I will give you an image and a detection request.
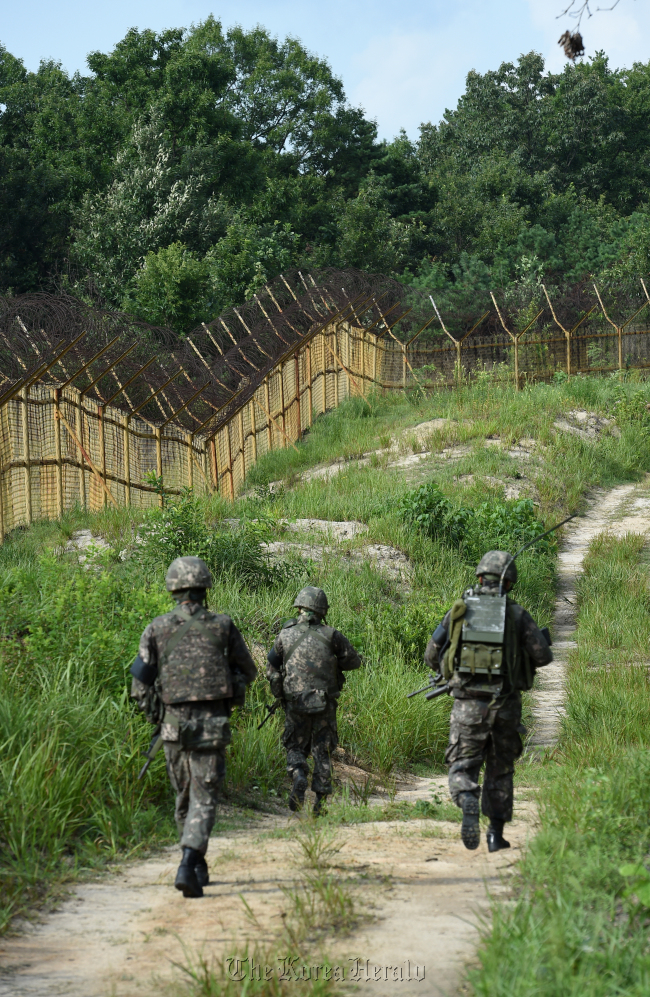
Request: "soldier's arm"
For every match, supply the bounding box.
[423,610,451,671]
[266,634,284,699]
[130,624,159,715]
[331,630,362,671]
[519,610,554,667]
[228,621,257,684]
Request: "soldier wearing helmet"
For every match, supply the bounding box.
[130,556,256,898]
[267,586,361,815]
[424,550,552,852]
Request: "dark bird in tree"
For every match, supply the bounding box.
[558,30,586,60]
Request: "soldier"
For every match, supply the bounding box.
[424,551,552,852]
[130,556,256,898]
[267,587,361,815]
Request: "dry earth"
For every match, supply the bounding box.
[4,423,650,997]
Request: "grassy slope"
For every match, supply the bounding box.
[2,374,650,936]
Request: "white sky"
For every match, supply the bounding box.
[2,0,649,140]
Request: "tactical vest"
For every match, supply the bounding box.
[442,591,535,692]
[157,606,232,705]
[281,620,339,712]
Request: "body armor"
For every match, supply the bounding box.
[281,619,339,712]
[156,606,233,705]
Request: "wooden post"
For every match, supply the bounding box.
[124,416,131,507]
[187,434,194,490]
[21,387,32,525]
[306,344,313,426]
[155,426,163,508]
[402,346,407,392]
[278,363,286,447]
[210,437,218,492]
[226,426,235,500]
[514,339,520,390]
[360,331,366,394]
[75,395,86,510]
[54,388,63,517]
[372,333,379,388]
[617,325,623,373]
[238,409,245,477]
[294,352,301,438]
[249,399,257,463]
[264,379,273,451]
[98,405,106,509]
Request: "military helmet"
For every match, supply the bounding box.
[475,550,517,585]
[165,556,213,592]
[293,586,329,616]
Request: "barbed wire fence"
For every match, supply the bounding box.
[0,271,648,536]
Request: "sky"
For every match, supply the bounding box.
[2,0,650,140]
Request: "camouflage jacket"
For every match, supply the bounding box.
[131,600,256,736]
[424,584,552,699]
[267,614,361,710]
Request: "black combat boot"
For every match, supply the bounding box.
[486,819,510,853]
[174,847,204,898]
[313,792,328,817]
[459,792,480,850]
[289,768,308,812]
[195,854,210,888]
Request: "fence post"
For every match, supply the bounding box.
[155,426,163,508]
[306,344,313,426]
[54,388,63,517]
[21,387,32,525]
[124,416,131,506]
[226,426,235,500]
[187,434,193,490]
[75,394,86,510]
[278,365,286,447]
[98,405,107,509]
[264,379,273,451]
[210,437,218,492]
[238,409,245,477]
[294,352,301,438]
[249,398,258,464]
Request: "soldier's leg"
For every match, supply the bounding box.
[482,695,523,845]
[446,698,491,850]
[282,706,311,810]
[311,704,338,812]
[180,748,225,855]
[164,741,191,839]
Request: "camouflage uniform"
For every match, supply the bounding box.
[268,604,361,800]
[425,581,552,824]
[131,599,256,854]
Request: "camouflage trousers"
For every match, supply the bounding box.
[445,693,523,823]
[282,701,338,796]
[164,743,226,855]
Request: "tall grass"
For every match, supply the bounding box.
[471,532,650,996]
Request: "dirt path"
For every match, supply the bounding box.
[529,480,650,750]
[4,479,650,997]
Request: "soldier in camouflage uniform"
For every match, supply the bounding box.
[131,556,256,898]
[424,551,552,852]
[267,587,361,815]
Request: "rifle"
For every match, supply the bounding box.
[138,724,164,780]
[407,673,450,700]
[257,700,282,730]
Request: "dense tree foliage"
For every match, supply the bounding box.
[2,22,650,330]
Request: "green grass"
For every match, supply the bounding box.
[3,373,650,935]
[471,532,650,997]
